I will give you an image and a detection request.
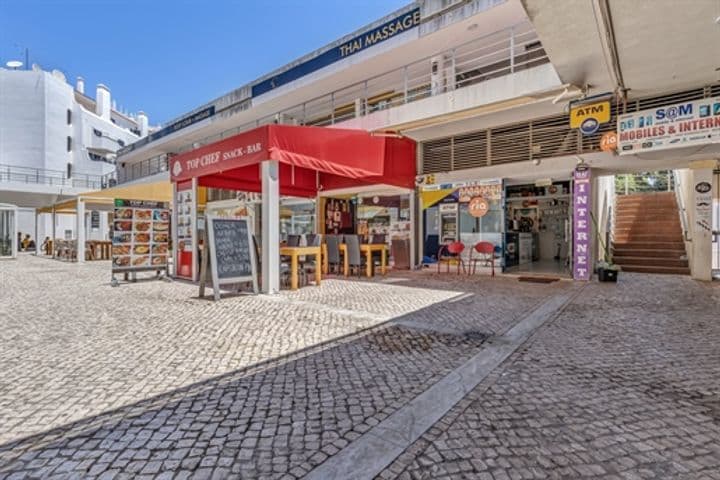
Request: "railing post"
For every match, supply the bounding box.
[445,48,457,90]
[667,171,672,191]
[364,81,369,114]
[624,175,629,195]
[330,92,335,125]
[403,66,408,104]
[509,26,515,74]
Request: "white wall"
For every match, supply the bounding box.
[0,69,140,178]
[0,70,46,170]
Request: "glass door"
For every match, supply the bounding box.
[0,207,17,258]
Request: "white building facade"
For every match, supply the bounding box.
[0,66,150,243]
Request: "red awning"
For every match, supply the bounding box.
[170,125,415,196]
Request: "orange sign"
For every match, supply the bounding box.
[468,197,489,218]
[600,131,618,152]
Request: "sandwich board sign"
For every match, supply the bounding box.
[199,215,258,300]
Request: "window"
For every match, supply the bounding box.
[66,109,72,125]
[66,136,72,152]
[66,162,72,178]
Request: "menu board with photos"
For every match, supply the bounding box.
[112,199,170,272]
[176,190,194,252]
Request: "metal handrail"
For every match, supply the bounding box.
[615,171,674,195]
[0,164,104,190]
[671,171,691,242]
[114,21,547,185]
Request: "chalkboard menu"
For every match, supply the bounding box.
[203,215,258,300]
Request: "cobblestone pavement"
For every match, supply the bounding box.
[0,255,562,478]
[379,274,720,480]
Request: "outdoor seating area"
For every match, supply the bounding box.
[253,232,390,291]
[48,239,113,261]
[436,240,502,276]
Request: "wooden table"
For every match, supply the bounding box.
[279,245,322,290]
[338,243,387,277]
[88,240,112,260]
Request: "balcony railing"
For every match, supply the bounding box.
[0,164,105,190]
[107,155,169,185]
[115,21,547,185]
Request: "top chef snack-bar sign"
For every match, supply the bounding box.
[112,199,170,272]
[617,97,720,155]
[170,128,267,182]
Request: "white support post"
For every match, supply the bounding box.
[409,191,417,268]
[34,209,40,255]
[51,207,56,259]
[689,163,715,281]
[261,160,280,294]
[76,198,85,263]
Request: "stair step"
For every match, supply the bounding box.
[617,200,677,207]
[616,205,678,212]
[615,219,680,227]
[612,241,686,249]
[618,264,691,275]
[612,248,686,258]
[614,256,688,267]
[614,236,685,244]
[613,229,682,239]
[617,192,675,200]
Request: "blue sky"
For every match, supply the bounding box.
[0,0,408,125]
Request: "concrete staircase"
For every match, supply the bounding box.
[612,192,690,275]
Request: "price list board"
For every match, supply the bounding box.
[112,199,170,277]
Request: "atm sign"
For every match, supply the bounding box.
[570,101,611,129]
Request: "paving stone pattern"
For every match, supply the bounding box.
[0,256,559,478]
[379,274,720,480]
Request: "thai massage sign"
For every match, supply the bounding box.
[573,166,592,281]
[170,128,268,182]
[617,97,720,155]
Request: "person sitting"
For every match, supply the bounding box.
[21,234,32,251]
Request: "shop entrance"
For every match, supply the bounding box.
[504,180,572,276]
[0,203,18,258]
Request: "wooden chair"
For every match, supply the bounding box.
[437,241,465,274]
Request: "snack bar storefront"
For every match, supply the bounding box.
[169,124,416,293]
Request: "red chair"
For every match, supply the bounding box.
[437,241,466,274]
[469,241,497,277]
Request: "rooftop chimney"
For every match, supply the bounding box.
[76,77,84,94]
[137,111,149,137]
[96,84,111,121]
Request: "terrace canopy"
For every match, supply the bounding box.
[37,181,172,260]
[169,124,416,293]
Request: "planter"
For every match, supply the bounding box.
[598,267,619,282]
